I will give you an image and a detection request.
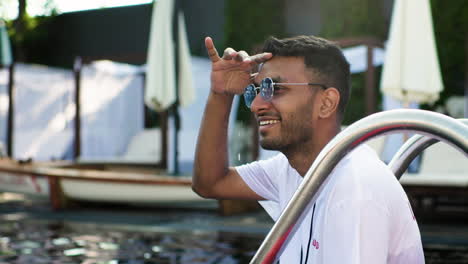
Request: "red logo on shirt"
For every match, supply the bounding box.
[312,239,319,249]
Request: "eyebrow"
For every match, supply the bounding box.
[271,76,285,83]
[252,76,286,86]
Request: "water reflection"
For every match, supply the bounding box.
[0,219,263,264]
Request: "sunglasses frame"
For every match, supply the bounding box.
[243,77,327,108]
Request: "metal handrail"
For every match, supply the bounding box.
[388,119,468,179]
[250,109,468,264]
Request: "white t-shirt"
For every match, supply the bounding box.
[236,145,425,264]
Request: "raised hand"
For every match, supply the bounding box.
[205,37,272,95]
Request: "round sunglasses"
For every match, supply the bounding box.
[243,77,327,108]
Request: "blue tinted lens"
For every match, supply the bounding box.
[243,84,257,108]
[261,78,274,101]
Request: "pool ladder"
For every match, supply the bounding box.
[250,109,468,264]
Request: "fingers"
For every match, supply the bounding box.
[223,49,251,63]
[250,52,273,64]
[235,50,251,62]
[207,35,273,65]
[233,51,272,64]
[222,48,236,60]
[205,37,220,62]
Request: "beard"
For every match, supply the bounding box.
[259,112,314,153]
[257,89,318,154]
[259,136,284,150]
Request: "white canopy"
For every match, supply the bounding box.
[380,0,443,104]
[145,0,194,112]
[0,62,144,161]
[343,45,385,74]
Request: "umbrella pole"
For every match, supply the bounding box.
[465,33,468,118]
[172,0,181,175]
[365,44,376,115]
[73,57,82,160]
[6,63,14,157]
[173,105,180,175]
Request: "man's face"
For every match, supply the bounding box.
[251,56,322,152]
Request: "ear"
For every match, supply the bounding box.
[318,88,340,119]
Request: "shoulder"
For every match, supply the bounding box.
[338,144,394,180]
[326,144,404,205]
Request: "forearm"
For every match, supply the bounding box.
[192,91,234,197]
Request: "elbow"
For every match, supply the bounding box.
[192,184,210,198]
[191,183,216,199]
[191,174,216,199]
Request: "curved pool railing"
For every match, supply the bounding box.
[388,119,468,179]
[250,109,468,264]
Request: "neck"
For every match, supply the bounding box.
[283,124,341,177]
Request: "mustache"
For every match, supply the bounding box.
[256,112,281,119]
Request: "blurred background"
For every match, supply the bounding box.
[1,0,467,160]
[1,0,466,166]
[0,1,467,263]
[0,0,466,123]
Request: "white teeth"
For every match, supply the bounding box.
[259,120,280,126]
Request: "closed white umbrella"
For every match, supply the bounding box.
[380,0,443,104]
[0,20,13,67]
[145,0,176,112]
[145,0,195,174]
[379,0,443,170]
[176,11,195,107]
[145,1,194,111]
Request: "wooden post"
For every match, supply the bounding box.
[365,45,377,115]
[160,111,168,169]
[73,57,82,160]
[47,176,66,210]
[465,34,468,118]
[6,63,14,157]
[48,176,75,210]
[334,37,384,115]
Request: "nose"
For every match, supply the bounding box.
[250,93,271,114]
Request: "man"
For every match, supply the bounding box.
[193,35,424,263]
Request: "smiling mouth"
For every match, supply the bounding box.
[259,120,280,126]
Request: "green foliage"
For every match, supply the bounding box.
[224,0,286,123]
[343,73,367,124]
[6,14,57,63]
[4,0,58,63]
[225,0,286,53]
[319,0,386,40]
[342,70,383,125]
[23,16,58,64]
[429,0,468,108]
[320,0,386,124]
[320,0,468,120]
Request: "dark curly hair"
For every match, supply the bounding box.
[262,35,351,121]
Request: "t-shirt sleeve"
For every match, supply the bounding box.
[235,155,282,202]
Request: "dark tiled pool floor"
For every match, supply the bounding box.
[2,193,468,263]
